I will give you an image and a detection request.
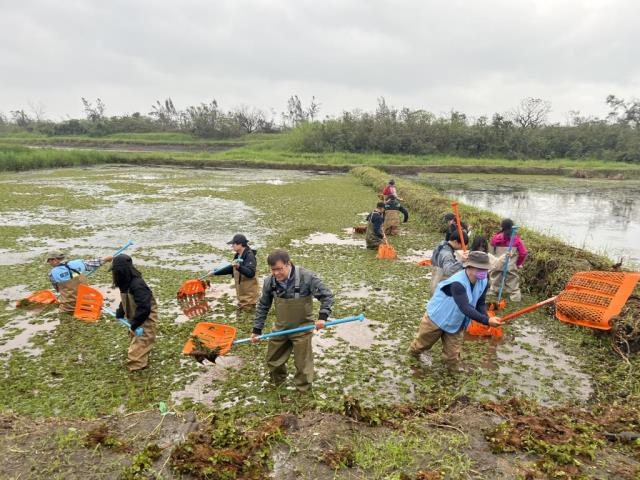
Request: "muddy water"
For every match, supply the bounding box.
[171,356,245,405]
[291,232,365,248]
[0,166,322,268]
[0,311,59,356]
[469,321,593,405]
[421,174,640,267]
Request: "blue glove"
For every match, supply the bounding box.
[117,318,143,337]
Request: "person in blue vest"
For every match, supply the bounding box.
[408,251,503,373]
[47,252,113,313]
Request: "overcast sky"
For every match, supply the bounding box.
[1,0,638,123]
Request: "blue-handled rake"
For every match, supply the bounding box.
[495,225,519,309]
[183,313,366,363]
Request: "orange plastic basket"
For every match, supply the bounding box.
[182,323,237,357]
[17,289,58,307]
[73,284,104,322]
[555,271,640,330]
[177,279,206,298]
[377,242,397,260]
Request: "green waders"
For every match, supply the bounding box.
[57,274,87,314]
[122,292,159,371]
[365,218,383,250]
[265,271,315,392]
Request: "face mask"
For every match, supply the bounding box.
[475,269,488,280]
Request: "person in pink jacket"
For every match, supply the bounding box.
[488,218,527,302]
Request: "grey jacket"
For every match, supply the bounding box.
[432,241,464,279]
[253,265,334,334]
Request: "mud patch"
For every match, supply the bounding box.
[291,232,364,247]
[171,356,245,406]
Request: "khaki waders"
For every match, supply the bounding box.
[233,267,259,311]
[365,218,383,250]
[488,246,521,301]
[265,273,315,392]
[57,274,87,314]
[383,210,401,236]
[409,313,464,370]
[122,292,158,371]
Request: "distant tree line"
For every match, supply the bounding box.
[2,94,639,161]
[0,96,319,139]
[286,96,640,162]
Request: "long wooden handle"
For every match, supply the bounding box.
[451,201,467,251]
[501,297,557,322]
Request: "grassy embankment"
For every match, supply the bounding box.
[3,133,640,175]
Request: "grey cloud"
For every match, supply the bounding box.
[1,0,638,121]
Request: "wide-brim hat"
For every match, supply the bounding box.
[464,251,491,270]
[45,252,65,262]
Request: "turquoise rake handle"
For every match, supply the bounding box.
[103,306,144,337]
[198,261,234,280]
[233,313,366,345]
[87,240,134,277]
[497,226,518,304]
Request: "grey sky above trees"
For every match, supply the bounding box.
[1,0,638,122]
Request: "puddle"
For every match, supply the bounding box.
[474,322,593,405]
[171,356,245,406]
[0,285,33,302]
[0,312,60,356]
[401,249,433,263]
[291,232,364,248]
[340,285,395,304]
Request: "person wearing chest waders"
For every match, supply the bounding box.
[212,234,259,312]
[383,195,409,236]
[111,255,158,372]
[488,219,528,302]
[365,202,387,249]
[251,249,334,392]
[47,252,113,313]
[409,251,503,373]
[430,230,469,295]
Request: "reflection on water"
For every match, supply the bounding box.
[444,184,640,267]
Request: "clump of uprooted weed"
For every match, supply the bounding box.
[84,422,129,452]
[120,443,163,480]
[485,398,640,478]
[170,415,285,479]
[401,470,443,480]
[320,445,356,469]
[612,294,640,356]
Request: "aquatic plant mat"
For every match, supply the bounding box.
[0,165,639,478]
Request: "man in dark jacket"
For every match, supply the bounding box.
[365,202,386,249]
[251,249,334,392]
[213,234,259,311]
[383,195,409,236]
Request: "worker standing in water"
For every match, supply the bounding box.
[212,234,259,312]
[47,252,113,313]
